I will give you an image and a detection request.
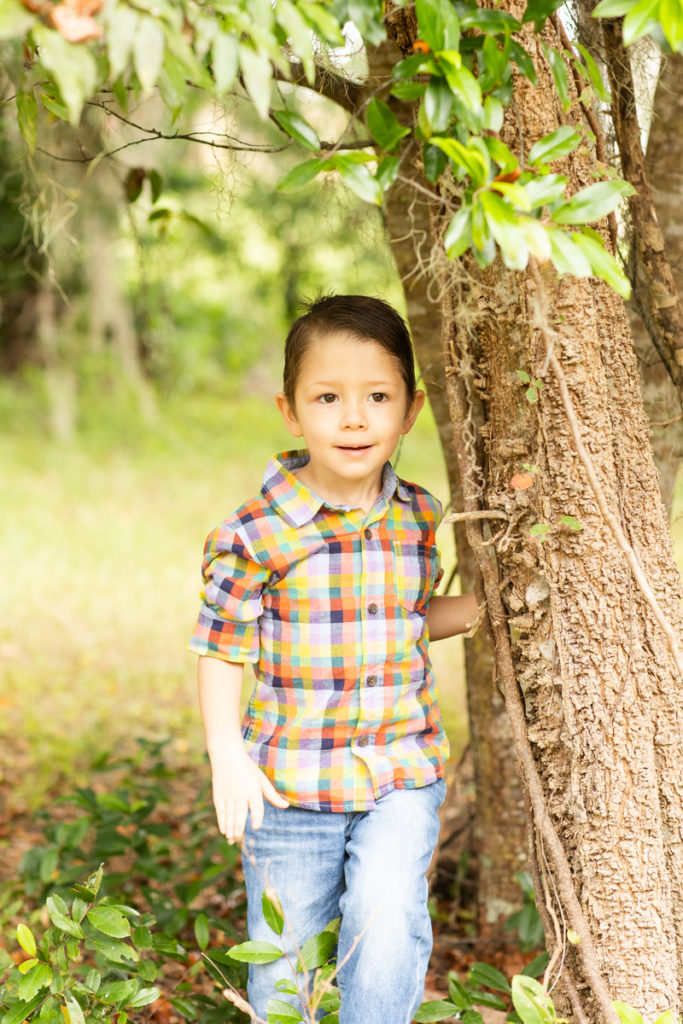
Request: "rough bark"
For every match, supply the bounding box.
[385,3,683,1016]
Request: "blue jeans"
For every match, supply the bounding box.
[241,779,446,1024]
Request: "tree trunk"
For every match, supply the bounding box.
[386,4,683,1016]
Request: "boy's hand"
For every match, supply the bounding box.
[210,741,288,844]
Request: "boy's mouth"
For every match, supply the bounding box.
[336,444,373,452]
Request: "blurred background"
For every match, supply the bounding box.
[0,86,468,815]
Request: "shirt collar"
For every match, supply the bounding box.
[261,450,411,529]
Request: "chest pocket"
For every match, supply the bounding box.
[392,539,441,612]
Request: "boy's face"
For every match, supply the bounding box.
[276,331,424,498]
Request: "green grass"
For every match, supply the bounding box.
[0,384,467,810]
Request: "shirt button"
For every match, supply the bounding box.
[358,736,369,747]
[364,528,373,540]
[367,603,378,615]
[366,675,378,687]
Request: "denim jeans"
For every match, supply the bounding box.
[241,779,446,1024]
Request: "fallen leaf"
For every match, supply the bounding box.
[510,473,535,490]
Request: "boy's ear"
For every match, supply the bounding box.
[400,389,426,435]
[276,393,303,437]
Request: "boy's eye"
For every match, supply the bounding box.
[317,393,337,404]
[370,392,388,403]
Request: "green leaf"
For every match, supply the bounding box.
[575,43,610,102]
[573,231,632,297]
[227,940,283,964]
[277,158,325,191]
[133,16,165,95]
[481,191,529,270]
[431,137,488,185]
[128,988,161,1010]
[366,98,410,151]
[239,44,272,121]
[547,228,592,277]
[612,1003,646,1024]
[468,962,511,992]
[84,968,101,993]
[469,989,508,1010]
[0,0,35,39]
[483,96,504,132]
[592,0,634,14]
[444,207,473,259]
[441,64,483,132]
[332,157,382,205]
[296,927,337,971]
[32,24,97,124]
[461,9,520,31]
[1,994,44,1024]
[106,3,138,79]
[391,82,426,101]
[148,170,163,204]
[555,178,636,226]
[17,964,53,1001]
[64,994,85,1024]
[522,0,565,28]
[516,370,531,383]
[658,0,683,50]
[510,40,538,83]
[415,0,461,51]
[16,90,38,154]
[523,174,568,209]
[17,959,38,975]
[261,891,284,936]
[90,937,139,964]
[413,1000,459,1022]
[492,180,531,210]
[462,1013,484,1024]
[274,110,320,152]
[46,895,85,938]
[299,3,344,46]
[559,515,583,530]
[376,155,400,191]
[652,1012,677,1024]
[99,981,137,1006]
[448,977,473,1009]
[16,924,37,958]
[266,999,304,1023]
[511,975,556,1024]
[87,906,131,938]
[212,30,239,94]
[543,43,570,112]
[528,126,581,167]
[132,925,154,949]
[423,142,448,182]
[276,0,315,82]
[521,952,550,977]
[194,913,210,950]
[422,79,454,133]
[622,0,660,44]
[530,523,552,540]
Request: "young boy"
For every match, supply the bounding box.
[188,295,478,1023]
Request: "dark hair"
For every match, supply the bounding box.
[282,294,417,407]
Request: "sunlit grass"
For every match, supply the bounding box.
[0,387,467,809]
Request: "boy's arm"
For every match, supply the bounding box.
[197,655,287,843]
[426,593,480,642]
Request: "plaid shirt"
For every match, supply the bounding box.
[188,451,448,812]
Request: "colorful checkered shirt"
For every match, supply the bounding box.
[188,451,449,812]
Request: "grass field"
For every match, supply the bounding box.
[0,385,468,810]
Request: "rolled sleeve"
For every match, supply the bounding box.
[187,522,271,663]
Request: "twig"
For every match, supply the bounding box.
[442,510,509,523]
[651,413,683,428]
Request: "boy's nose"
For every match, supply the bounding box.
[340,402,367,429]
